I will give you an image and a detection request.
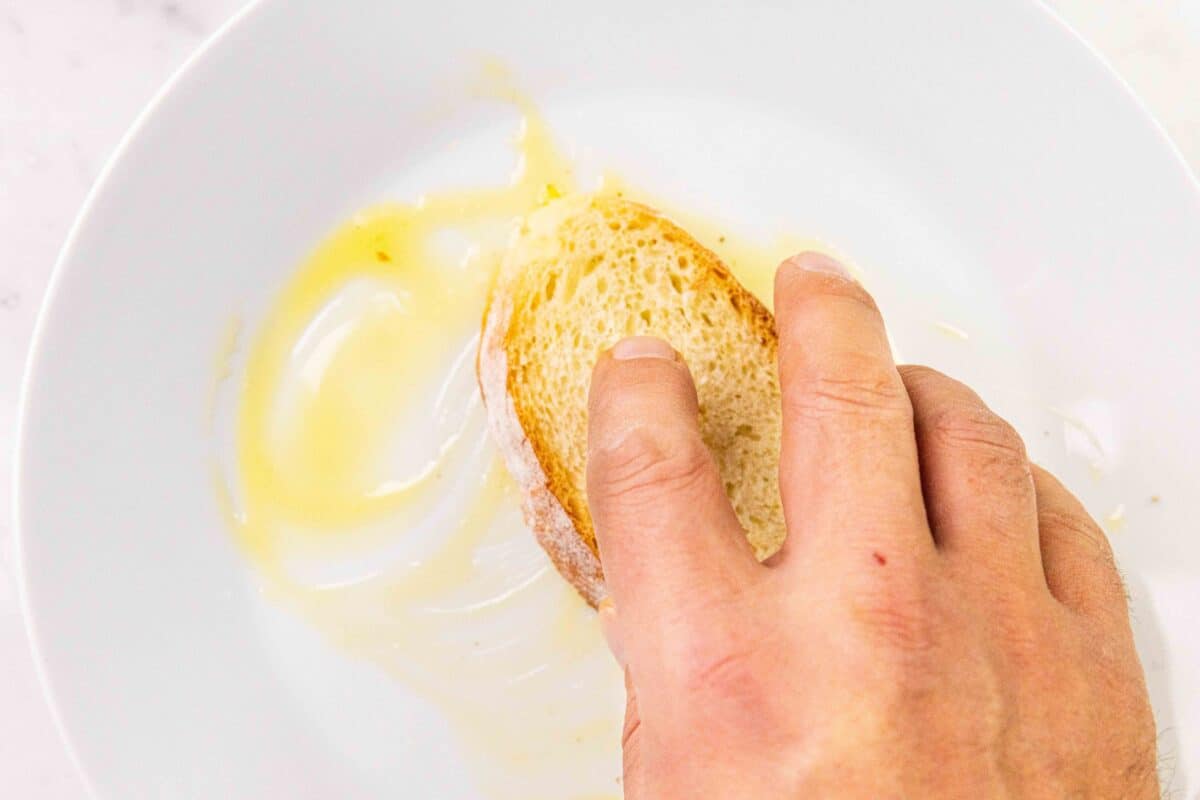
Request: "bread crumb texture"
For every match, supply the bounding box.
[482,194,784,599]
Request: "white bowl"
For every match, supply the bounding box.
[16,0,1200,796]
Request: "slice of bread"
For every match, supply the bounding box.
[478,194,784,606]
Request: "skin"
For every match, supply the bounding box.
[585,252,1158,799]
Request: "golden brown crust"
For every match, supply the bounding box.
[479,279,608,607]
[480,195,777,606]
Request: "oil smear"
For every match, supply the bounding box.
[226,89,626,798]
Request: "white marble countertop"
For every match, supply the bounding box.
[2,0,1199,796]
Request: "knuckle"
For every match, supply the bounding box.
[782,360,912,424]
[927,403,1028,467]
[1040,507,1114,562]
[590,423,712,508]
[657,608,776,714]
[679,647,759,697]
[853,595,937,655]
[994,609,1052,665]
[1042,508,1132,619]
[847,570,938,655]
[667,627,764,701]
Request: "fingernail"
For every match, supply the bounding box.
[611,336,676,362]
[597,597,626,667]
[782,251,853,281]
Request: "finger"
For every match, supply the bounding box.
[772,253,930,570]
[587,336,757,633]
[899,366,1043,589]
[1032,465,1129,625]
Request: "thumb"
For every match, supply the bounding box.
[586,336,756,642]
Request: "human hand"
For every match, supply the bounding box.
[586,253,1158,798]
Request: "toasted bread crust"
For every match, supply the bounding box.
[479,272,608,607]
[479,196,777,607]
